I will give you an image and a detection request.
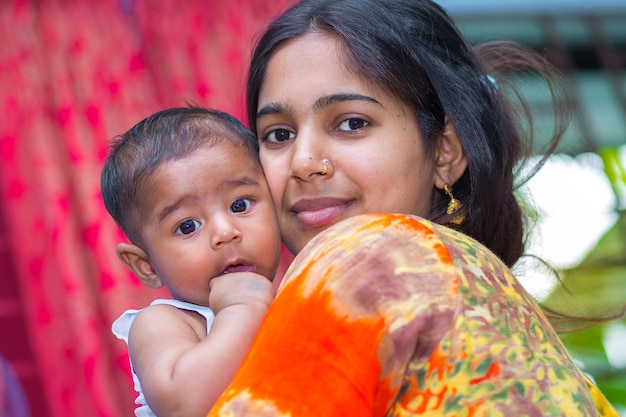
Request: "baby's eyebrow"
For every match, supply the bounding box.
[156,177,260,223]
[157,195,197,223]
[217,177,261,193]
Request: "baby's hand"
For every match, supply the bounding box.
[209,272,275,314]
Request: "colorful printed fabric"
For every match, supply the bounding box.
[208,213,618,417]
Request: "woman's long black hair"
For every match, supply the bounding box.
[246,0,569,268]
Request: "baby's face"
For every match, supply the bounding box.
[137,141,281,306]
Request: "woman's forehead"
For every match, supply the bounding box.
[259,33,388,109]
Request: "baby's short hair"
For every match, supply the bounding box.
[100,106,260,245]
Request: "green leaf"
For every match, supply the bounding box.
[542,148,626,411]
[541,208,626,330]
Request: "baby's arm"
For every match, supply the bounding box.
[127,272,274,417]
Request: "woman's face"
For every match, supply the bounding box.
[255,32,439,254]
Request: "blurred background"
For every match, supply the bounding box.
[1,1,624,416]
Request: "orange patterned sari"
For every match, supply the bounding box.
[209,213,617,417]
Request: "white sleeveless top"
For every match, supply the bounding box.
[112,299,216,417]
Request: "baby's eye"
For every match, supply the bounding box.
[263,128,295,143]
[231,198,252,213]
[177,219,200,235]
[338,118,368,131]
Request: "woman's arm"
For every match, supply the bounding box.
[208,214,454,417]
[208,213,618,417]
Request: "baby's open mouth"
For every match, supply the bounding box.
[223,264,256,274]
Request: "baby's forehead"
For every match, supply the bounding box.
[136,143,265,214]
[153,139,262,185]
[195,137,261,166]
[195,120,259,157]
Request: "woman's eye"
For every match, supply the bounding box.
[264,128,295,143]
[338,118,368,131]
[231,198,252,213]
[176,219,200,235]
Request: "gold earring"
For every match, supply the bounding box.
[321,159,329,175]
[444,183,464,225]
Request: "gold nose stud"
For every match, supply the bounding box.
[321,159,329,175]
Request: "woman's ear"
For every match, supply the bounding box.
[116,243,163,289]
[434,117,467,188]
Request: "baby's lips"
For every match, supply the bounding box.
[222,264,256,274]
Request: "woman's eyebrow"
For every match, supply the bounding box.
[256,102,293,118]
[313,93,381,111]
[256,93,382,120]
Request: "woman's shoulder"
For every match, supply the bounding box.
[285,212,538,329]
[283,213,494,319]
[294,212,507,276]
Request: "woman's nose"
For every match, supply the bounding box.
[210,215,242,249]
[289,128,331,180]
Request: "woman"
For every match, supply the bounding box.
[208,0,619,415]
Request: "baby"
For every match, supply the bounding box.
[100,106,281,417]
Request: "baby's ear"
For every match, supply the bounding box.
[434,117,468,189]
[116,243,163,289]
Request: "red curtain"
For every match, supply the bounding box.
[0,0,293,416]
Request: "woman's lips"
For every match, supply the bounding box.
[290,198,351,228]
